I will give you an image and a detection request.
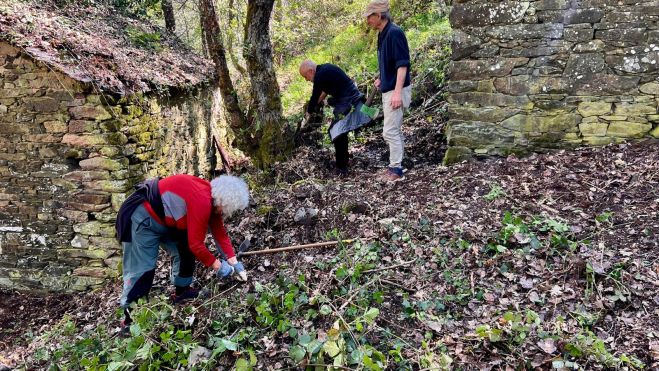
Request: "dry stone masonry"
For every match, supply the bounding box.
[0,0,229,292]
[0,41,219,291]
[445,0,659,163]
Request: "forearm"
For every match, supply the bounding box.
[318,92,327,104]
[394,66,407,92]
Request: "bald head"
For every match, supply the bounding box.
[299,59,317,82]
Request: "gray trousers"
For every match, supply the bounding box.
[120,204,195,308]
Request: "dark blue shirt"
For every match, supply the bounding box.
[307,63,362,114]
[377,22,411,93]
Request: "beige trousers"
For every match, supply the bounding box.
[382,85,412,168]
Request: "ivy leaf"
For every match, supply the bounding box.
[323,340,341,357]
[306,339,323,355]
[289,345,306,362]
[298,334,312,346]
[235,358,251,371]
[363,307,379,324]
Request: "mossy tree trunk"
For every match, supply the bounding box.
[199,0,247,135]
[244,0,291,167]
[162,0,176,32]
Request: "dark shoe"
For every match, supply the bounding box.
[171,287,200,304]
[381,167,404,182]
[119,319,131,337]
[334,167,349,178]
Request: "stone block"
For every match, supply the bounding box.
[447,92,532,108]
[602,11,657,23]
[564,53,606,78]
[614,102,657,116]
[494,76,568,95]
[64,201,110,212]
[564,9,605,24]
[579,122,608,136]
[69,105,112,121]
[73,221,115,237]
[650,125,659,138]
[450,2,529,28]
[68,120,98,133]
[577,101,611,117]
[62,133,127,146]
[86,180,130,193]
[648,115,659,122]
[58,209,89,222]
[574,74,640,95]
[89,236,120,251]
[448,58,528,80]
[79,157,125,171]
[24,134,62,143]
[447,121,517,147]
[23,97,59,112]
[43,120,67,133]
[449,106,520,123]
[447,80,495,93]
[607,122,652,138]
[0,123,30,135]
[487,23,564,40]
[606,52,659,74]
[74,192,110,205]
[595,28,647,45]
[443,146,473,164]
[69,275,106,291]
[111,192,127,212]
[565,27,594,42]
[601,115,628,121]
[63,170,111,182]
[535,0,568,10]
[73,267,112,278]
[500,113,580,133]
[573,40,605,53]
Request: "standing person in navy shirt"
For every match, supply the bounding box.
[365,0,411,182]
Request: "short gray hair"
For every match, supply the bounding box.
[381,11,392,21]
[210,175,249,218]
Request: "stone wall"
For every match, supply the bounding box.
[0,42,218,291]
[444,0,659,163]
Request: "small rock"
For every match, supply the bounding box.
[293,207,318,225]
[189,346,211,366]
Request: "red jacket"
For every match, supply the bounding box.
[143,174,235,267]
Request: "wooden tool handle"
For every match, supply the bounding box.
[239,239,354,256]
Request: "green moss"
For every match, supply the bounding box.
[257,205,274,216]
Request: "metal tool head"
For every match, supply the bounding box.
[237,239,251,256]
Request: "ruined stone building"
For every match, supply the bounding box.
[0,1,225,291]
[445,0,659,163]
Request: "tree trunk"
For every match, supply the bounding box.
[199,0,247,134]
[162,0,176,32]
[244,0,290,167]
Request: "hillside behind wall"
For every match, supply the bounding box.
[444,0,659,163]
[0,42,217,291]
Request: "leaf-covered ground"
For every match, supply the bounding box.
[1,105,658,369]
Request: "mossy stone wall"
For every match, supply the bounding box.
[0,42,217,291]
[444,0,659,163]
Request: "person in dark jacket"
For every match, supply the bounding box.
[115,174,249,329]
[300,60,372,176]
[365,0,412,182]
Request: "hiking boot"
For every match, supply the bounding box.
[381,167,404,182]
[171,287,200,304]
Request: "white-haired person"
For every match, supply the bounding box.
[115,174,250,329]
